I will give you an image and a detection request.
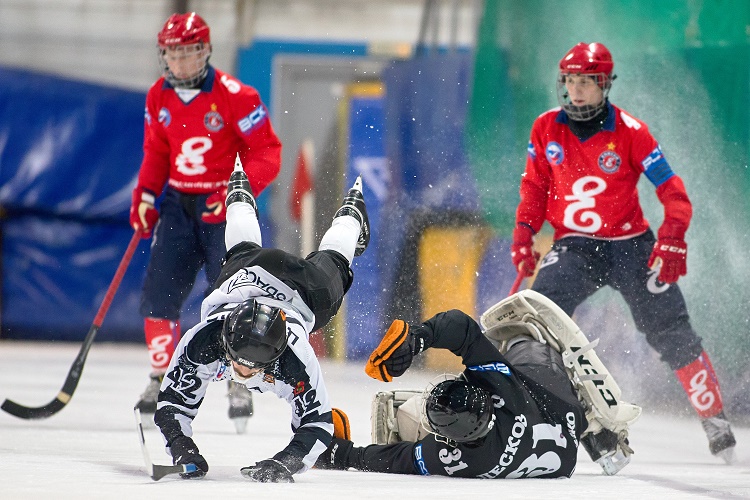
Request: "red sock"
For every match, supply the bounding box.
[144,318,180,373]
[674,351,724,419]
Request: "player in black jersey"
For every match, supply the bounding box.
[317,290,641,478]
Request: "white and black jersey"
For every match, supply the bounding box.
[350,310,587,479]
[155,252,338,474]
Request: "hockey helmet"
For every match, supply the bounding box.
[222,299,288,370]
[557,42,615,121]
[157,12,211,88]
[425,380,494,442]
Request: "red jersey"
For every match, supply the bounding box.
[517,102,691,241]
[138,66,281,197]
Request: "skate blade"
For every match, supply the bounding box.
[596,451,631,476]
[232,417,249,434]
[716,446,736,465]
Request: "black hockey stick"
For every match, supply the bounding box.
[134,407,197,481]
[1,230,142,419]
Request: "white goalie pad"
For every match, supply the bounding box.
[480,290,642,436]
[371,390,430,444]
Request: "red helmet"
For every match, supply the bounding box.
[559,42,614,81]
[156,12,211,88]
[157,12,210,47]
[557,42,615,121]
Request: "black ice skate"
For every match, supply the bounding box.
[135,373,163,419]
[581,428,633,475]
[227,380,254,434]
[701,411,736,464]
[226,153,257,212]
[333,175,369,256]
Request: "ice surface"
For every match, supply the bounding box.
[1,341,748,499]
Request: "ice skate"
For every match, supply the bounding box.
[226,153,257,211]
[333,175,369,256]
[135,373,163,424]
[702,411,736,464]
[580,428,632,475]
[228,380,254,434]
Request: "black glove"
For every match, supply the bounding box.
[315,437,354,470]
[241,459,294,483]
[169,435,209,479]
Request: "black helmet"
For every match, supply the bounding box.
[425,380,494,442]
[221,299,287,369]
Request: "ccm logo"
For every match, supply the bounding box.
[658,244,686,254]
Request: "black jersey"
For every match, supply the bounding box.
[357,310,587,479]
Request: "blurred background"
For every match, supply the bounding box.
[0,0,748,418]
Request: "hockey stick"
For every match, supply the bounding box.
[508,269,525,295]
[134,407,196,481]
[1,229,142,419]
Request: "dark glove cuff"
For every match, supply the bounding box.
[272,453,304,475]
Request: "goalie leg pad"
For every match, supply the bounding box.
[480,290,642,435]
[371,390,426,444]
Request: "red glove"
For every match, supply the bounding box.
[129,187,159,239]
[647,238,687,284]
[201,188,227,224]
[511,224,540,277]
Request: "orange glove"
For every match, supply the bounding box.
[201,188,228,224]
[129,187,159,239]
[365,320,411,382]
[511,224,540,277]
[648,238,687,283]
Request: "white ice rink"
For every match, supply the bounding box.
[1,340,749,499]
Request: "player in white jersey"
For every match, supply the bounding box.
[154,156,369,482]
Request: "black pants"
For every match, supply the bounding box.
[215,241,353,331]
[532,230,703,370]
[140,188,226,319]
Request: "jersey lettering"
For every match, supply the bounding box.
[437,447,469,475]
[620,111,641,130]
[220,74,241,94]
[563,176,606,233]
[293,387,322,418]
[238,105,268,134]
[175,136,212,176]
[166,360,201,400]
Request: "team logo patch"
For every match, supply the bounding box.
[158,107,171,127]
[204,110,225,132]
[545,142,564,165]
[293,380,305,396]
[263,373,275,384]
[598,150,621,173]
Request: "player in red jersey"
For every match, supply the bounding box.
[511,42,736,463]
[129,12,281,432]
